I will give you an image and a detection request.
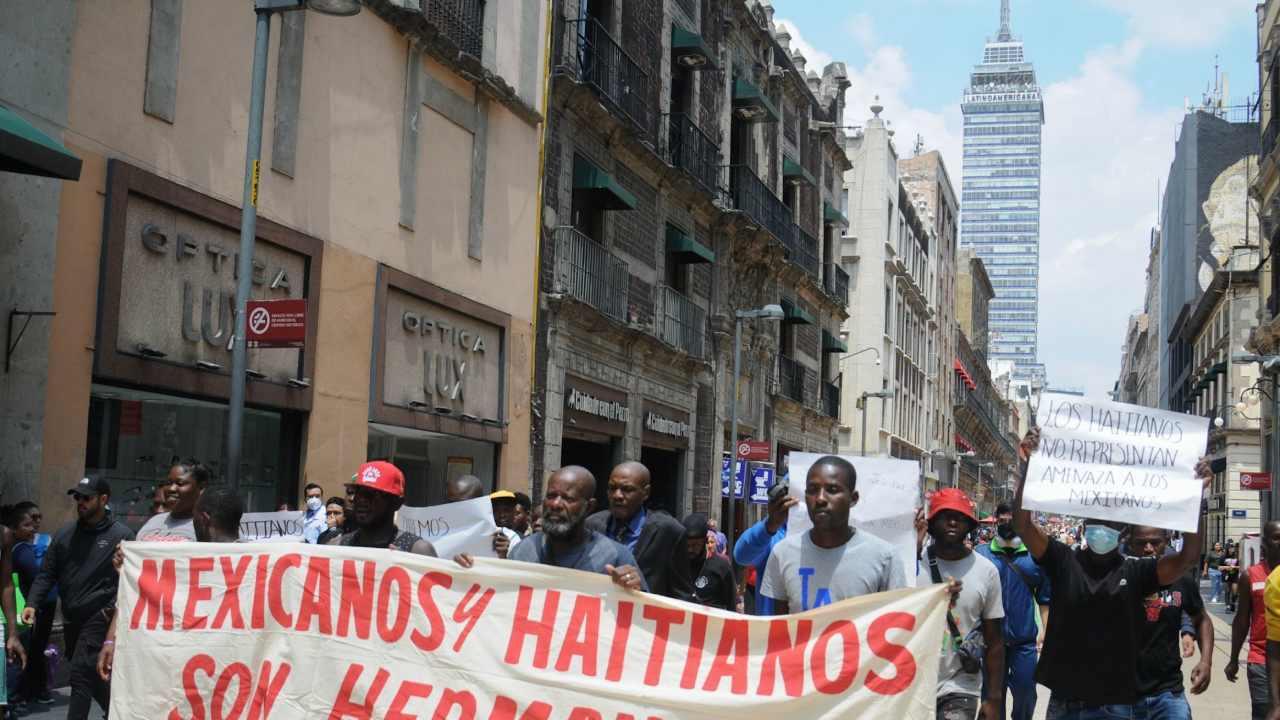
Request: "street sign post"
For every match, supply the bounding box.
[736,440,771,461]
[246,298,307,348]
[748,465,775,505]
[720,456,745,500]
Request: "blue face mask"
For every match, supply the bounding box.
[1084,524,1121,555]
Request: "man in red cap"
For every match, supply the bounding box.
[327,462,435,555]
[921,487,1006,720]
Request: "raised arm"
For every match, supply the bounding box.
[1011,428,1049,561]
[1156,458,1211,587]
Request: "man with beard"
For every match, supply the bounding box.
[976,502,1051,720]
[458,466,644,590]
[682,513,735,611]
[585,461,690,599]
[327,461,435,555]
[1227,520,1280,719]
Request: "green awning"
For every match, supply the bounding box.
[780,297,814,325]
[0,105,81,180]
[573,154,636,211]
[823,201,848,227]
[822,330,848,353]
[671,27,717,71]
[667,224,715,264]
[783,156,816,186]
[732,78,780,123]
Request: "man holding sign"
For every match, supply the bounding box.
[1013,425,1211,719]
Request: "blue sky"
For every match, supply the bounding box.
[771,0,1259,398]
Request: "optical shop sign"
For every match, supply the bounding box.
[111,544,947,719]
[1024,394,1210,532]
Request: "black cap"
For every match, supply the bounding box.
[682,512,710,539]
[66,476,110,498]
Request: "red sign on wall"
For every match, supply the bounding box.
[736,440,771,461]
[246,299,307,348]
[1241,472,1272,491]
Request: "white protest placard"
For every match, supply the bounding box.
[397,495,498,558]
[1024,393,1209,532]
[238,511,306,542]
[786,453,921,588]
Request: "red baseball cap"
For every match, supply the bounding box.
[928,488,977,524]
[348,461,405,498]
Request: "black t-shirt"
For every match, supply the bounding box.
[1036,539,1160,705]
[690,555,736,611]
[1136,573,1203,697]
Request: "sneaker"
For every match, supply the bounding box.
[34,692,54,705]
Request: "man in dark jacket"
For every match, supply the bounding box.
[24,477,134,720]
[585,461,692,599]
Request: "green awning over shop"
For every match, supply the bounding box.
[783,155,816,186]
[573,154,636,211]
[0,105,81,180]
[780,297,815,325]
[666,224,715,264]
[823,201,848,227]
[732,78,780,123]
[822,330,848,353]
[671,26,717,70]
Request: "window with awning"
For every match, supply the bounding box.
[573,154,636,211]
[666,224,714,264]
[780,297,814,325]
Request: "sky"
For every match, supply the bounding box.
[771,0,1259,398]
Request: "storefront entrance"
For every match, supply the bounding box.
[561,435,617,509]
[640,445,682,516]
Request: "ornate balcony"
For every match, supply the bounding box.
[665,113,721,195]
[727,164,791,244]
[776,355,806,404]
[821,381,840,419]
[552,226,628,323]
[654,285,706,359]
[824,263,849,306]
[789,225,820,280]
[573,17,652,141]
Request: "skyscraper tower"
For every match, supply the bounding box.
[960,0,1045,383]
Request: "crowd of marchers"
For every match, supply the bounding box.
[6,427,1280,719]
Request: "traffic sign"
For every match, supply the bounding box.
[749,465,775,505]
[736,440,771,461]
[1241,472,1272,491]
[246,298,307,348]
[721,456,745,500]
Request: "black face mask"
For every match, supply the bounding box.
[996,523,1016,540]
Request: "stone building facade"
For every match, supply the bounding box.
[532,0,851,529]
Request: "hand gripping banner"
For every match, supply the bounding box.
[111,542,948,719]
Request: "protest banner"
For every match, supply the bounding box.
[785,453,921,588]
[397,495,499,558]
[1024,393,1210,532]
[111,542,947,719]
[238,511,305,542]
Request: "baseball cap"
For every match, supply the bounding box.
[347,461,405,498]
[489,490,516,500]
[928,488,977,524]
[67,476,111,498]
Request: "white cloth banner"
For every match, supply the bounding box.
[397,496,498,558]
[238,511,305,542]
[1024,393,1209,532]
[785,453,922,588]
[110,542,947,718]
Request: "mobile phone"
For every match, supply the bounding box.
[767,480,789,503]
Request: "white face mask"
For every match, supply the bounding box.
[306,497,323,512]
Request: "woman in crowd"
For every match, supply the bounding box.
[1206,541,1225,603]
[7,502,54,708]
[1223,544,1241,612]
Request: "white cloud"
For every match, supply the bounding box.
[1097,0,1254,49]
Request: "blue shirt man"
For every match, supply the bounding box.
[302,483,326,544]
[734,478,796,615]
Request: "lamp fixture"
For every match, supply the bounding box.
[286,377,311,389]
[195,360,223,371]
[135,343,168,359]
[245,368,267,380]
[408,400,431,411]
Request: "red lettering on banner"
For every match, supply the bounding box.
[168,653,216,720]
[435,689,477,719]
[489,696,553,720]
[210,662,252,720]
[757,619,812,697]
[384,681,433,720]
[296,557,334,634]
[701,619,749,695]
[182,557,214,630]
[251,555,270,630]
[132,558,177,631]
[678,613,708,689]
[864,611,917,695]
[565,710,602,720]
[328,663,390,719]
[504,586,561,668]
[554,594,601,676]
[246,661,291,720]
[376,567,412,643]
[810,620,858,695]
[268,553,302,629]
[604,601,634,682]
[641,606,685,686]
[211,556,252,630]
[411,571,452,652]
[337,560,375,640]
[452,583,496,653]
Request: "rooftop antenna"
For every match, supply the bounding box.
[997,0,1012,42]
[913,134,925,156]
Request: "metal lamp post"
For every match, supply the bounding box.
[226,0,361,494]
[973,461,994,511]
[952,450,975,489]
[724,304,785,551]
[859,390,893,456]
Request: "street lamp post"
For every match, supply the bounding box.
[725,304,785,551]
[860,390,894,456]
[973,460,995,511]
[226,0,360,494]
[952,450,975,489]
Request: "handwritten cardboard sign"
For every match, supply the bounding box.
[397,495,498,558]
[238,511,306,542]
[1024,393,1209,532]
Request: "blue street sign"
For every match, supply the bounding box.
[721,456,745,499]
[1232,509,1248,518]
[749,466,775,505]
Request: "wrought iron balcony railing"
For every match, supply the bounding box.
[776,355,806,404]
[654,284,706,359]
[552,226,629,323]
[727,164,791,244]
[666,113,721,195]
[821,381,840,419]
[790,225,820,279]
[824,263,849,306]
[573,17,652,140]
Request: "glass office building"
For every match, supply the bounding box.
[960,0,1045,370]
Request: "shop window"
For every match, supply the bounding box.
[367,423,497,507]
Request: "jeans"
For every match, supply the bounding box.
[1208,569,1223,601]
[1046,695,1135,720]
[64,609,112,720]
[1249,662,1272,720]
[1132,690,1191,720]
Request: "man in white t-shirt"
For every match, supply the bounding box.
[135,460,208,542]
[920,488,1005,720]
